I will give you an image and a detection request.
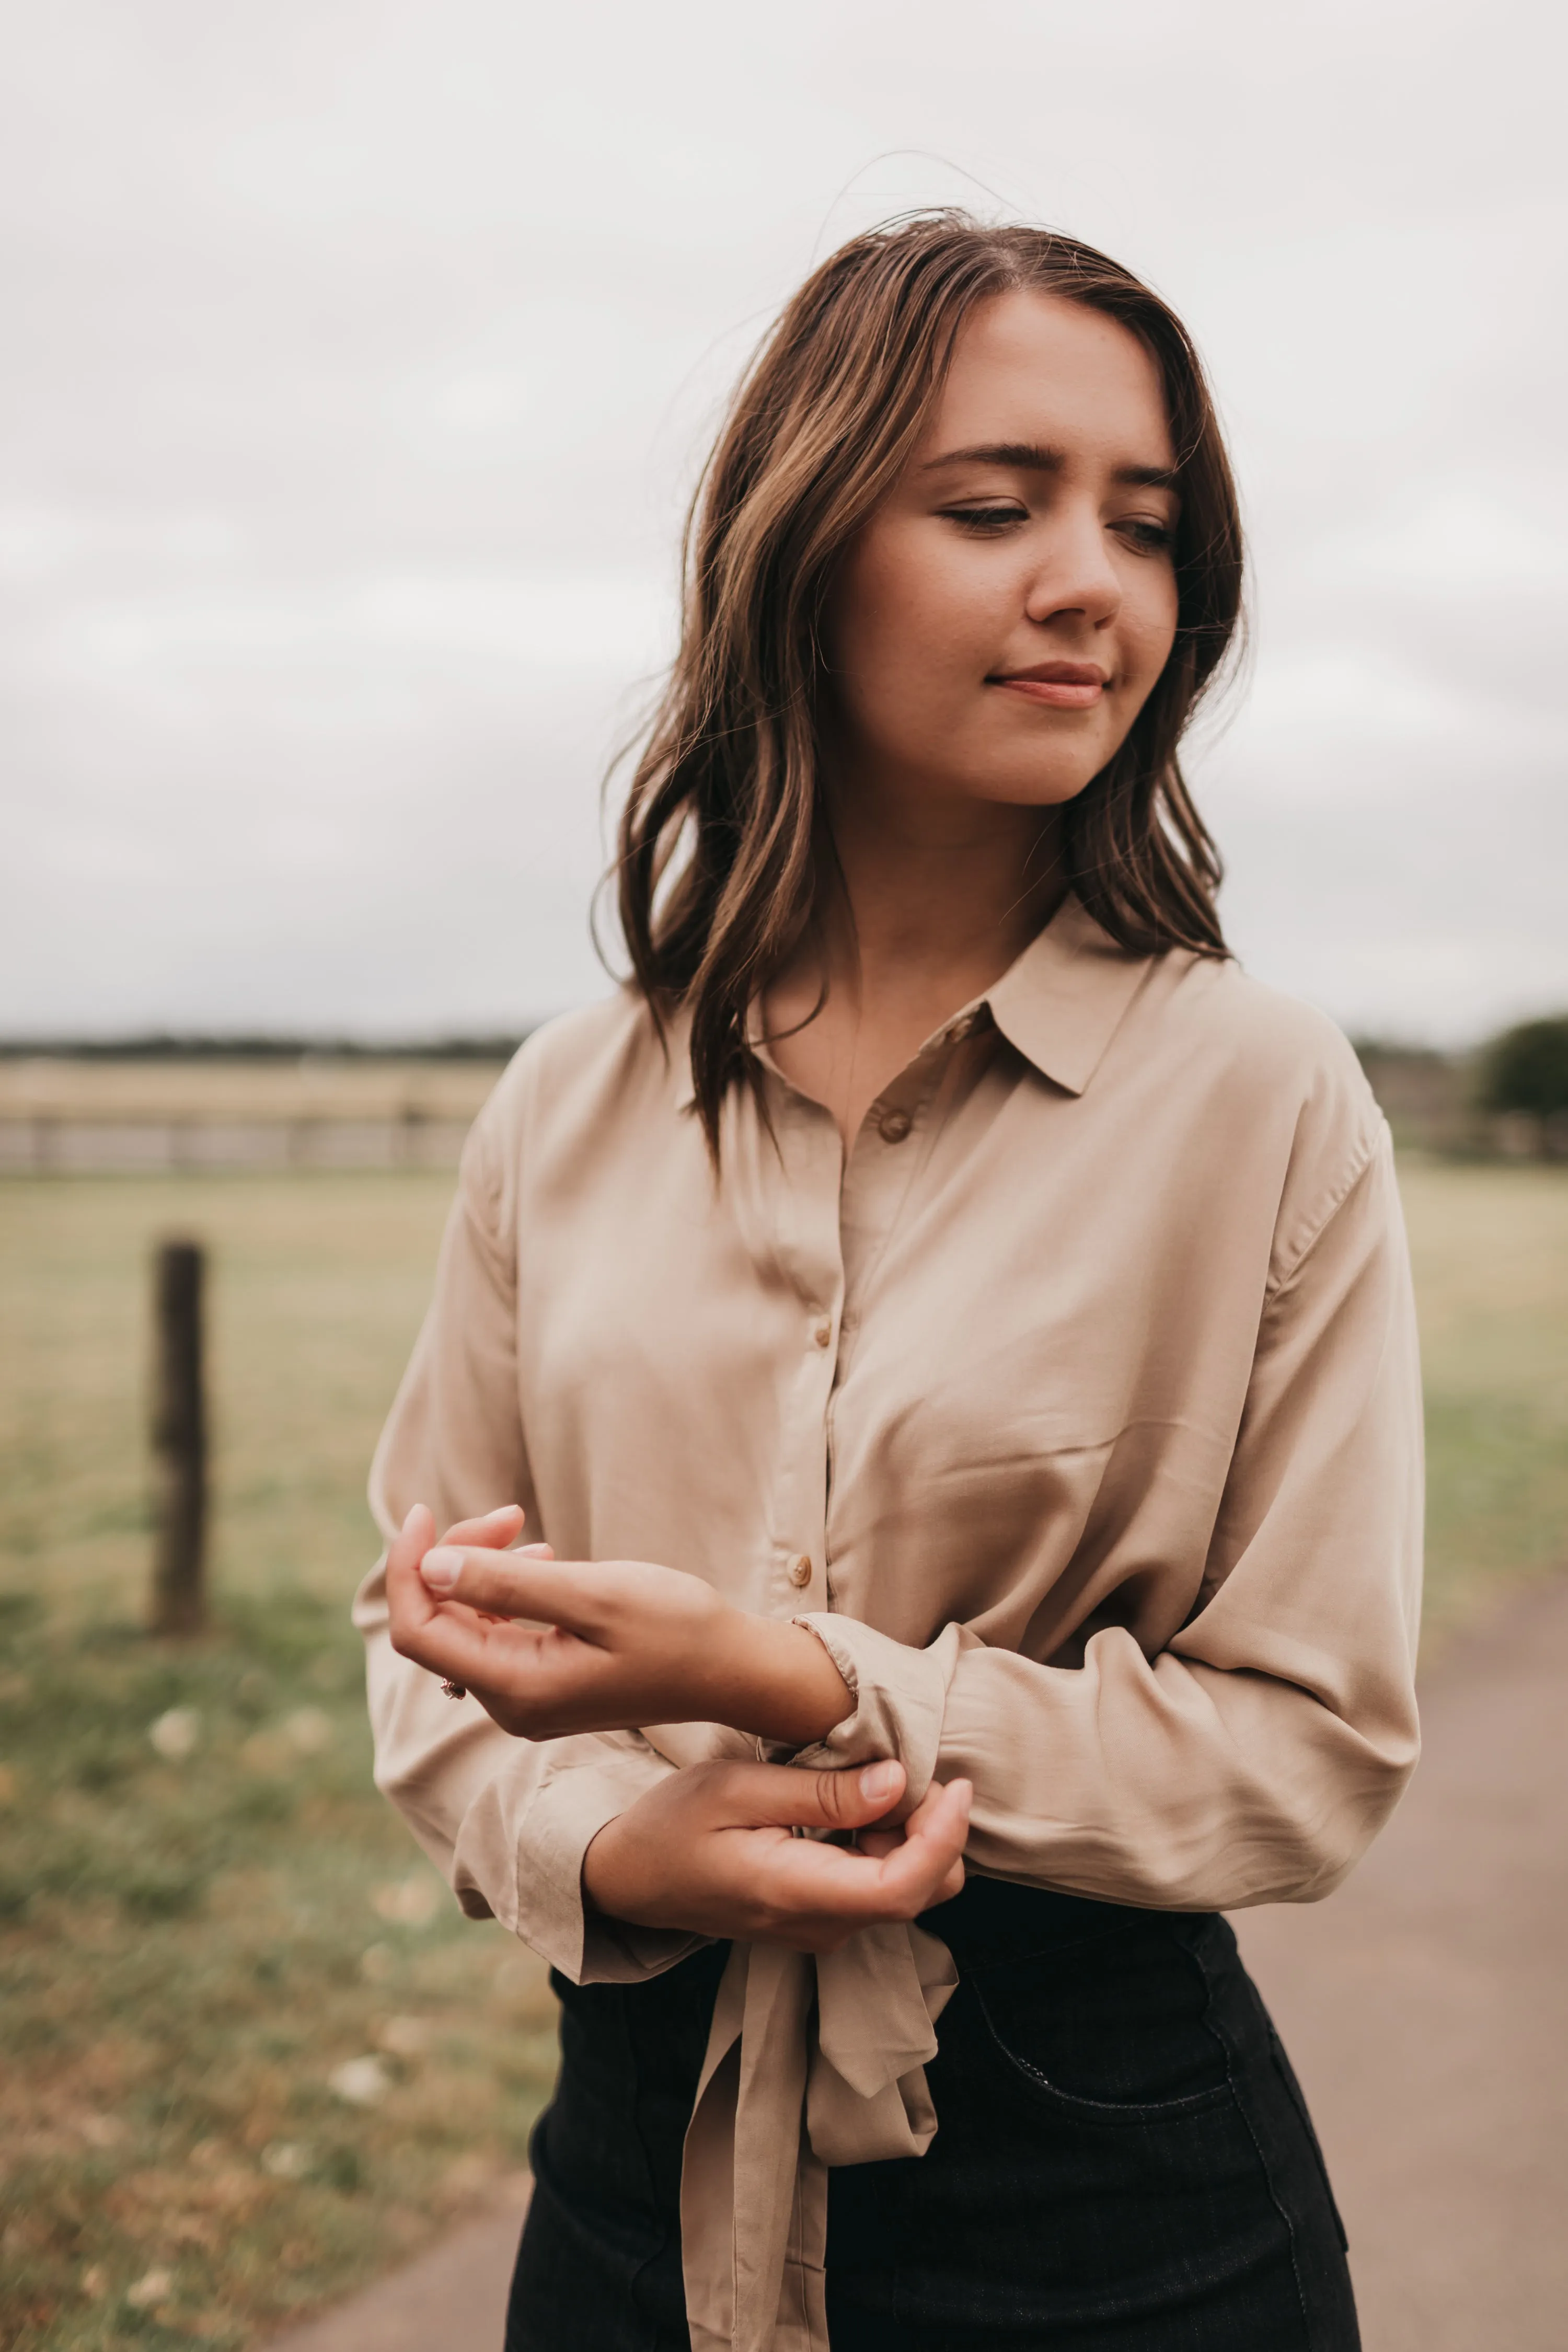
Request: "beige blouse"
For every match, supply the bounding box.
[355,896,1423,2352]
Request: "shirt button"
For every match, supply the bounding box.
[878,1108,913,1144]
[813,1320,833,1347]
[788,1554,813,1587]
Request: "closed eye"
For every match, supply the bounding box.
[942,503,1029,535]
[944,505,1174,552]
[1117,517,1175,554]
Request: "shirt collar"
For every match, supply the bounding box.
[983,893,1156,1097]
[673,893,1156,1113]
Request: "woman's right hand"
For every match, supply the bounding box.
[581,1758,971,1953]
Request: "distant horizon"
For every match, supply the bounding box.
[0,1024,1505,1066]
[0,1026,544,1062]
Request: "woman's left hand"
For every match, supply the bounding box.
[385,1504,852,1746]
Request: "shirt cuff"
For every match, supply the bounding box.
[453,1736,706,1987]
[785,1617,963,1808]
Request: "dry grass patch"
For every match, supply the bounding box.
[1400,1159,1568,1640]
[0,1176,556,2349]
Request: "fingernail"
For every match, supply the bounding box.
[860,1760,899,1804]
[421,1548,460,1592]
[518,1542,551,1557]
[401,1505,422,1536]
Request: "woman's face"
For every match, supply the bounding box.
[822,289,1181,815]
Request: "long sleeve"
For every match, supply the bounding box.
[354,1082,696,1982]
[794,1128,1424,1911]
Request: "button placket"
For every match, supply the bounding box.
[765,1093,843,1613]
[841,1063,941,1298]
[762,1040,955,1617]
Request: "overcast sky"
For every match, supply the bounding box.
[4,0,1564,1045]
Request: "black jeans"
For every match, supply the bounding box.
[508,1878,1358,2349]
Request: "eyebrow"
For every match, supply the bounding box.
[920,440,1179,491]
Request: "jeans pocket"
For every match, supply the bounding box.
[964,1919,1236,2120]
[970,1974,1235,2123]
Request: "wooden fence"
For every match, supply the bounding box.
[0,1058,505,1174]
[2,1047,1562,1171]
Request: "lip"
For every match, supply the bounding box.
[989,661,1109,711]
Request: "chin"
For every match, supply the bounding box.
[963,767,1101,811]
[970,730,1113,808]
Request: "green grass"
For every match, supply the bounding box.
[1,1158,1566,2346]
[0,1176,556,2351]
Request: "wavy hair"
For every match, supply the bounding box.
[613,211,1244,1151]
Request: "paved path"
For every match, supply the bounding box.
[263,1575,1568,2351]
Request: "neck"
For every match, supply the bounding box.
[812,773,1068,1013]
[760,764,1069,1148]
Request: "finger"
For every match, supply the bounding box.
[389,1502,436,1571]
[778,1778,970,1917]
[856,1828,905,1860]
[903,1773,971,1841]
[386,1504,441,1633]
[737,1786,967,1931]
[902,1776,972,1854]
[387,1592,552,1692]
[387,1506,525,1661]
[470,1542,553,1625]
[418,1547,612,1633]
[439,1504,526,1550]
[843,1777,969,1906]
[877,1779,971,1906]
[383,1511,557,1709]
[714,1758,909,1835]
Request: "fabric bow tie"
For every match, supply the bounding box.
[679,1919,959,2352]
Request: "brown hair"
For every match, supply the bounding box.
[613,210,1244,1151]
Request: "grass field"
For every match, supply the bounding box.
[2,1158,1566,2348]
[1398,1160,1568,1632]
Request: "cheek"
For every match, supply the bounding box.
[1121,570,1180,694]
[831,527,996,701]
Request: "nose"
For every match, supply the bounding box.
[1022,496,1122,632]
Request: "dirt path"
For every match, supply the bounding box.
[1235,1571,1568,2351]
[262,1574,1568,2352]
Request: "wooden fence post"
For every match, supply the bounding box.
[151,1239,207,1634]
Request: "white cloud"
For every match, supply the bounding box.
[1309,489,1568,598]
[2,0,1565,1042]
[25,569,672,686]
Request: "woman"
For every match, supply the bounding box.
[358,214,1422,2352]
